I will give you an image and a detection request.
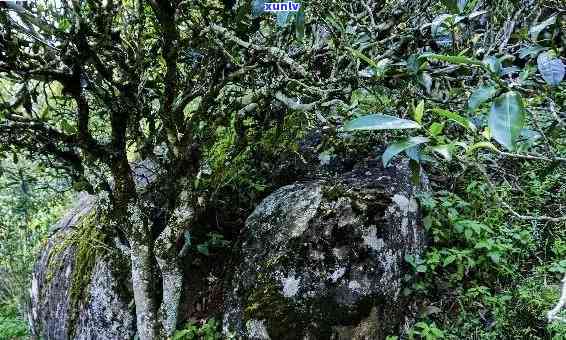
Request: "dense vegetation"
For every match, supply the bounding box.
[0,0,565,338]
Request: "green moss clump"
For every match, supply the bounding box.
[45,210,109,337]
[68,213,106,308]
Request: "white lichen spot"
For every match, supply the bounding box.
[281,275,301,298]
[171,205,195,225]
[330,267,346,282]
[380,249,396,271]
[288,185,322,237]
[392,194,410,213]
[401,217,409,235]
[65,265,72,279]
[362,226,384,251]
[408,197,418,212]
[348,280,362,292]
[378,249,399,290]
[310,249,325,260]
[248,184,322,241]
[31,276,38,300]
[246,319,271,339]
[127,203,144,226]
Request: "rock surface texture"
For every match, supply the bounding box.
[29,193,135,339]
[223,160,427,339]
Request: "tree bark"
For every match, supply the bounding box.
[130,237,159,340]
[154,204,195,337]
[128,205,159,340]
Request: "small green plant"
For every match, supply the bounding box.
[172,319,222,340]
[0,304,28,339]
[408,321,445,340]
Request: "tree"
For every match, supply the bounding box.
[0,0,376,337]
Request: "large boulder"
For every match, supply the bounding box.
[28,160,164,339]
[223,160,427,339]
[29,193,135,339]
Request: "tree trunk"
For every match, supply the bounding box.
[155,254,183,337]
[127,203,160,340]
[130,237,159,340]
[154,204,195,337]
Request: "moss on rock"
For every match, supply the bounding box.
[44,210,110,337]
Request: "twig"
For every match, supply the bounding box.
[207,24,309,78]
[497,151,566,163]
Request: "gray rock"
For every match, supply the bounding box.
[223,160,427,339]
[29,194,135,339]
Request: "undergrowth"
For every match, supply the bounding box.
[405,161,566,338]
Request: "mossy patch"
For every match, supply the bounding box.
[45,210,110,338]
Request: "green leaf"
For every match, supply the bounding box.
[519,64,536,84]
[347,48,390,77]
[483,56,502,75]
[406,54,425,74]
[488,91,524,151]
[517,44,547,59]
[468,85,497,111]
[343,114,421,131]
[431,14,453,37]
[467,141,499,154]
[405,146,421,162]
[414,100,425,124]
[420,53,483,66]
[347,48,376,67]
[456,0,468,13]
[60,120,77,134]
[488,252,501,264]
[196,244,210,256]
[58,17,71,31]
[430,108,477,132]
[537,51,565,86]
[382,136,429,167]
[431,144,453,161]
[295,7,305,40]
[529,15,557,41]
[428,122,444,136]
[443,255,457,266]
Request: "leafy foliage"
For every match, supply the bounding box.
[172,319,224,340]
[0,159,71,338]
